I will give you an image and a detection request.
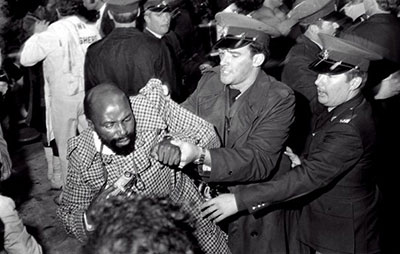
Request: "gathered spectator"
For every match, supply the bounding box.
[20,0,101,196]
[84,0,173,97]
[1,126,43,254]
[83,195,199,254]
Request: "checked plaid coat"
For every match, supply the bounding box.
[57,79,230,253]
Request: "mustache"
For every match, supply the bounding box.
[100,131,136,156]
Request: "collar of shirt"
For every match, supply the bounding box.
[93,131,115,155]
[145,27,163,39]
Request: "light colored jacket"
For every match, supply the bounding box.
[20,15,100,142]
[0,195,43,254]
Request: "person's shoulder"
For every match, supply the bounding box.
[0,194,15,216]
[263,73,294,98]
[67,129,94,156]
[87,37,105,52]
[332,97,374,133]
[197,66,223,91]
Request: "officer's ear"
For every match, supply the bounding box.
[252,53,265,67]
[349,76,362,90]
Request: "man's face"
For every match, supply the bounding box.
[318,20,340,36]
[342,0,366,20]
[91,98,136,155]
[364,0,379,16]
[315,72,353,109]
[218,45,257,88]
[145,11,171,36]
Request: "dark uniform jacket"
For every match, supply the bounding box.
[84,27,170,95]
[182,67,296,254]
[237,94,380,254]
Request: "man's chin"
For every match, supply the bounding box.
[102,140,135,156]
[112,144,135,156]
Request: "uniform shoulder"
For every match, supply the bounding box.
[333,98,373,127]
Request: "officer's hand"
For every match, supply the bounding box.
[284,146,301,168]
[201,194,238,223]
[151,137,181,166]
[169,140,202,168]
[199,62,213,74]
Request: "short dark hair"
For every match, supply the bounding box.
[56,0,82,16]
[249,41,270,64]
[83,195,199,254]
[109,9,139,23]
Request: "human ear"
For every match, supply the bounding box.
[350,76,362,90]
[252,53,265,67]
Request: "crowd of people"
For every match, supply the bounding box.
[1,0,400,253]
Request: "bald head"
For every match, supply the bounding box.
[84,83,130,122]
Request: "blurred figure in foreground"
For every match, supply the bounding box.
[83,195,198,254]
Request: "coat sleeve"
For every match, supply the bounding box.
[56,146,92,242]
[20,27,59,67]
[235,122,364,213]
[0,195,43,254]
[135,78,220,149]
[208,87,295,183]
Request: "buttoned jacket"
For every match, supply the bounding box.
[57,80,230,254]
[182,67,296,254]
[237,94,380,253]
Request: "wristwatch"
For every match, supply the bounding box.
[194,147,211,177]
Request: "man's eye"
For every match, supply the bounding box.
[104,123,114,129]
[124,117,132,123]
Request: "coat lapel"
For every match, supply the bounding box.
[226,72,272,147]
